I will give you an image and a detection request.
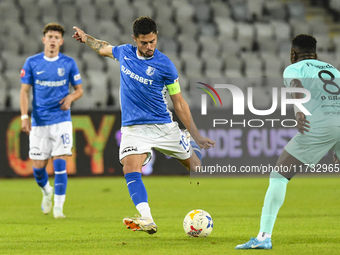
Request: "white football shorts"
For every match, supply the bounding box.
[119,122,193,166]
[29,121,73,160]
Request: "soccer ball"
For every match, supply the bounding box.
[183,209,213,237]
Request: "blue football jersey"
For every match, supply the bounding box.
[283,59,340,127]
[21,52,82,126]
[111,44,179,126]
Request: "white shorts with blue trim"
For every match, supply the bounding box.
[119,122,193,166]
[29,121,73,160]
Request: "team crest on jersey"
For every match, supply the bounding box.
[58,68,65,76]
[146,66,155,76]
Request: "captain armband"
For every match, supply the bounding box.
[166,81,181,95]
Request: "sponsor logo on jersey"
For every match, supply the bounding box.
[121,65,153,85]
[121,146,138,154]
[58,68,65,76]
[124,56,131,60]
[74,74,81,81]
[20,69,25,78]
[146,66,155,76]
[36,79,67,87]
[306,62,335,69]
[174,77,179,83]
[36,71,45,75]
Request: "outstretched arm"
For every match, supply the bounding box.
[170,92,215,150]
[73,26,114,58]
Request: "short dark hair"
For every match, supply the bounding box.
[133,16,157,38]
[43,22,65,37]
[292,34,317,53]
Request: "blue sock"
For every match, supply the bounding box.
[125,172,148,206]
[33,167,48,188]
[191,141,202,163]
[53,159,67,195]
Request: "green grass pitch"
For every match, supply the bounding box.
[0,176,339,255]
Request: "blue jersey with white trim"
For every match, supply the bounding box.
[112,44,179,126]
[21,52,82,126]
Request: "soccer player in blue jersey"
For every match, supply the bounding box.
[73,16,215,234]
[20,23,83,219]
[236,34,340,249]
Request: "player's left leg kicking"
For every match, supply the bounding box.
[121,125,203,234]
[121,152,202,235]
[121,153,158,234]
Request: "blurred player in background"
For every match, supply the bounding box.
[20,23,83,219]
[236,34,340,249]
[73,16,215,234]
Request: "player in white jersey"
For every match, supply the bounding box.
[20,23,83,219]
[72,16,215,234]
[236,34,340,249]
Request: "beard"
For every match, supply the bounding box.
[139,49,154,58]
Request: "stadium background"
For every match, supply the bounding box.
[0,0,339,177]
